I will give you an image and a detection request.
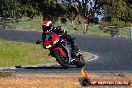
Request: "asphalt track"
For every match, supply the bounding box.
[0,29,132,73]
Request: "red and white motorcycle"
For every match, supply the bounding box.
[36,27,85,69]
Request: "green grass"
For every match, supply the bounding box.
[0,39,55,67]
[0,72,14,77]
[15,16,43,32]
[54,20,83,34]
[87,25,111,36]
[15,17,82,34]
[119,27,131,38]
[1,16,131,37]
[54,20,111,36]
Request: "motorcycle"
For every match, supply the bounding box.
[36,27,85,69]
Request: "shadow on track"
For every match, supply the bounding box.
[0,65,81,73]
[15,65,79,70]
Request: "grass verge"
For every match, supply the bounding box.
[15,17,42,32]
[0,17,110,35]
[0,39,56,67]
[1,17,131,38]
[87,25,111,36]
[0,72,13,77]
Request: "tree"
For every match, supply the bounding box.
[0,0,22,18]
[0,0,68,21]
[0,0,68,29]
[59,0,104,34]
[102,0,132,27]
[17,0,67,21]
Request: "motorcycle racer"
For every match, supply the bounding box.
[41,19,76,50]
[36,18,85,68]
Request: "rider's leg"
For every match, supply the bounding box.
[66,35,75,49]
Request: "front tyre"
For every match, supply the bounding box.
[53,50,69,69]
[75,54,85,68]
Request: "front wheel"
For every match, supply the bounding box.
[53,50,69,69]
[75,54,85,68]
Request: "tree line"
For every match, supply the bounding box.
[0,0,67,20]
[0,0,131,28]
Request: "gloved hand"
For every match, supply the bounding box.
[36,40,41,44]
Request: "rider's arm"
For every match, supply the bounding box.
[42,32,46,41]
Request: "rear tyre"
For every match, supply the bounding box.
[75,54,85,68]
[53,50,69,69]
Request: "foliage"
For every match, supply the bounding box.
[103,0,132,27]
[0,0,68,29]
[0,0,131,24]
[0,0,21,18]
[56,0,105,34]
[0,0,67,21]
[0,0,131,34]
[61,0,104,23]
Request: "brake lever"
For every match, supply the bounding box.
[36,40,42,44]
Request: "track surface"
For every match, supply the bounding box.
[0,29,132,72]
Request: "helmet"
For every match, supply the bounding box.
[42,19,52,32]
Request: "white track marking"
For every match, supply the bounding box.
[85,54,99,62]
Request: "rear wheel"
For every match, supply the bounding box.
[53,50,69,69]
[75,54,85,68]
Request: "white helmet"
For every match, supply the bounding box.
[42,19,52,32]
